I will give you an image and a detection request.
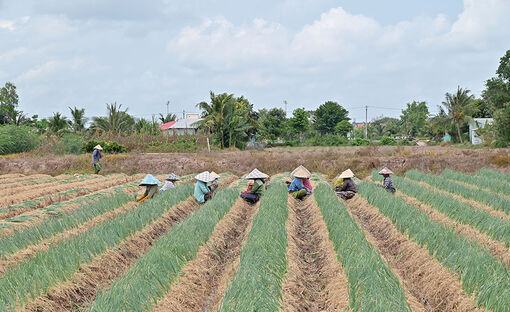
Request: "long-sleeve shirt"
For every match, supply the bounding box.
[160,181,175,192]
[249,179,265,195]
[92,150,101,164]
[194,180,210,203]
[383,176,396,193]
[302,178,313,192]
[340,178,358,193]
[288,178,311,194]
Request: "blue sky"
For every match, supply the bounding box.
[0,0,509,123]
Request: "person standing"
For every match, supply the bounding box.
[336,169,358,200]
[378,167,396,193]
[92,145,103,174]
[240,168,268,204]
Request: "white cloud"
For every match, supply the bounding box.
[17,59,84,82]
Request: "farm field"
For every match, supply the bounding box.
[0,168,508,311]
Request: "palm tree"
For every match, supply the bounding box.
[442,86,475,143]
[92,102,134,134]
[48,112,68,134]
[158,113,176,124]
[68,106,87,133]
[197,92,235,148]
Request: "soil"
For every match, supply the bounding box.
[1,146,508,178]
[152,197,259,312]
[344,196,481,311]
[281,194,350,312]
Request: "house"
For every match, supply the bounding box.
[159,121,176,131]
[161,118,202,135]
[469,118,494,145]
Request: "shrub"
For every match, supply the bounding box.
[84,140,127,153]
[0,125,40,155]
[493,140,508,148]
[350,138,371,146]
[398,139,411,146]
[146,138,199,153]
[62,133,84,154]
[378,136,397,146]
[306,134,348,146]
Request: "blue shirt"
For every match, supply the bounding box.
[194,180,210,203]
[288,177,312,194]
[92,150,101,164]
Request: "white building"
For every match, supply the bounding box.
[168,118,202,135]
[469,118,494,145]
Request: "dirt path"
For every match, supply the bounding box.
[0,175,87,197]
[0,174,51,185]
[21,195,200,312]
[345,196,481,312]
[397,191,510,267]
[151,197,259,312]
[0,174,134,220]
[281,194,350,311]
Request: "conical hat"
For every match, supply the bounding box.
[245,168,268,180]
[292,165,311,179]
[139,174,162,186]
[378,167,393,175]
[210,171,221,179]
[165,173,180,181]
[195,171,214,183]
[94,145,103,150]
[338,169,355,179]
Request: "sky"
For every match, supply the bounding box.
[0,0,509,123]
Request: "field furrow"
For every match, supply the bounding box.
[359,181,510,312]
[0,174,96,197]
[281,192,350,311]
[441,169,510,198]
[475,168,510,183]
[151,195,259,312]
[88,187,240,311]
[218,181,288,312]
[314,183,411,312]
[0,174,135,220]
[346,195,480,311]
[22,195,201,312]
[0,174,51,185]
[0,175,62,192]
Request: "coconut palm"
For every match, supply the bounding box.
[197,92,235,148]
[158,113,176,124]
[48,112,68,134]
[91,102,134,134]
[68,106,87,133]
[442,86,475,143]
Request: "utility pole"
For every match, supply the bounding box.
[284,100,288,116]
[166,100,169,116]
[364,105,368,139]
[182,110,185,119]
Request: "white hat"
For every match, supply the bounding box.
[245,168,269,180]
[210,171,221,179]
[292,165,311,179]
[338,169,355,179]
[378,167,393,175]
[165,173,180,181]
[94,145,103,151]
[195,171,214,183]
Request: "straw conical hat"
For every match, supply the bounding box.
[195,171,214,183]
[94,145,103,150]
[245,168,269,180]
[292,165,311,179]
[165,173,180,181]
[378,167,393,175]
[210,171,221,179]
[338,169,355,179]
[139,174,162,186]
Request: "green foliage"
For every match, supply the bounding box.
[90,187,238,311]
[368,117,401,138]
[305,134,348,146]
[400,101,429,136]
[258,107,287,141]
[476,168,510,184]
[472,99,492,118]
[84,140,127,153]
[398,139,411,146]
[61,133,85,154]
[406,170,510,214]
[441,168,510,196]
[314,183,411,312]
[0,82,25,125]
[289,107,310,139]
[334,119,353,137]
[378,136,397,146]
[91,102,135,135]
[350,138,371,146]
[313,101,349,135]
[68,106,87,133]
[0,125,40,155]
[359,180,510,312]
[134,117,161,136]
[158,112,177,123]
[219,182,288,312]
[442,86,476,143]
[48,112,69,135]
[0,183,194,311]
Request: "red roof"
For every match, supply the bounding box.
[159,121,176,130]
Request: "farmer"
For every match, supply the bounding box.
[160,173,180,193]
[378,167,396,193]
[240,168,268,204]
[336,169,358,200]
[136,174,162,202]
[92,145,103,174]
[209,171,220,193]
[334,177,344,192]
[288,165,312,200]
[194,171,214,204]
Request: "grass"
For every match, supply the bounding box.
[441,168,510,196]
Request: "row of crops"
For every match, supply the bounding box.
[0,168,508,311]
